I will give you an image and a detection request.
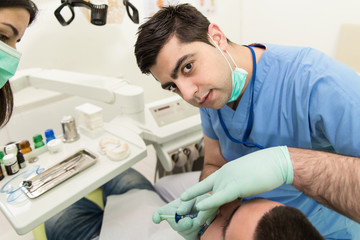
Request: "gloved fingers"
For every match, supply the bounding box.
[175,217,194,231]
[152,211,162,224]
[180,172,217,201]
[193,207,218,226]
[177,198,196,215]
[196,189,239,211]
[152,198,181,223]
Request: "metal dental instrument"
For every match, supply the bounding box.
[21,149,98,198]
[23,155,83,193]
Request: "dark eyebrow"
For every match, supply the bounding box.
[170,54,194,79]
[161,82,173,90]
[222,205,241,239]
[2,23,19,36]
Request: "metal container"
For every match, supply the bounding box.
[21,149,97,198]
[61,115,80,143]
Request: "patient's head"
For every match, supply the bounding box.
[201,198,324,240]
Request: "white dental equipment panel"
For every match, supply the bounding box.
[136,96,203,172]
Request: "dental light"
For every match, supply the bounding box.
[54,0,139,26]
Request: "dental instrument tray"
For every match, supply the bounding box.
[21,149,97,198]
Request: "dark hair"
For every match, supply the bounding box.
[0,82,14,128]
[134,3,212,74]
[0,0,38,128]
[0,0,38,25]
[254,206,325,240]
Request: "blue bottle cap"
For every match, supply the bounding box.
[45,129,56,143]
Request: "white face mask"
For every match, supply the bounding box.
[208,34,248,102]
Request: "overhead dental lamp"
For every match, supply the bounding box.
[54,0,139,26]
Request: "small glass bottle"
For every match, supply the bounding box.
[0,150,4,166]
[0,151,5,179]
[3,153,19,175]
[16,143,26,169]
[0,151,4,180]
[33,134,45,149]
[45,129,56,143]
[0,165,4,180]
[19,140,32,154]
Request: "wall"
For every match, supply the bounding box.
[18,0,360,81]
[17,0,172,104]
[17,0,242,104]
[3,0,360,145]
[241,0,360,57]
[1,0,243,145]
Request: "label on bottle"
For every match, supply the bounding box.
[6,162,19,175]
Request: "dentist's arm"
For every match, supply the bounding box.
[182,146,360,224]
[181,146,293,210]
[200,135,227,181]
[289,147,360,223]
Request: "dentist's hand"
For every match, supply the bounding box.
[152,194,217,240]
[181,146,293,212]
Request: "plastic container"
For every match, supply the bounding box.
[76,103,104,131]
[5,143,17,155]
[3,153,19,175]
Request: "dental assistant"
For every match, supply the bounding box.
[135,3,360,237]
[0,0,38,128]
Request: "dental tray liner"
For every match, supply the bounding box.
[21,149,97,198]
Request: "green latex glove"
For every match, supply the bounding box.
[181,146,293,211]
[152,194,217,240]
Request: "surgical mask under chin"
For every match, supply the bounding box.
[208,34,248,103]
[0,41,21,89]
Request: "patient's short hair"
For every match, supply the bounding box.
[254,206,325,240]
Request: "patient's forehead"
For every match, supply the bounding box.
[224,199,284,240]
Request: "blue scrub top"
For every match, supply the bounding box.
[200,43,360,239]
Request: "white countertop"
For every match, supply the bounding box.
[0,123,147,235]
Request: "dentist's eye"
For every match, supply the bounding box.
[168,83,177,92]
[0,34,9,42]
[183,63,193,73]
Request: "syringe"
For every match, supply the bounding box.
[159,213,209,235]
[159,213,198,223]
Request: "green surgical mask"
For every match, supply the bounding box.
[208,34,248,103]
[0,41,21,89]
